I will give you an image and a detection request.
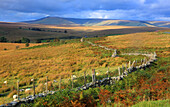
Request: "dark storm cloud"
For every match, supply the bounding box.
[0,0,141,13]
[0,0,170,22]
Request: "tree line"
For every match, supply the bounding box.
[0,37,61,43]
[0,37,30,43]
[19,27,68,33]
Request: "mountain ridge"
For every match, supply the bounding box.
[23,16,170,28]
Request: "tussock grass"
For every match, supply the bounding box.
[98,32,170,48]
[132,99,170,107]
[7,90,17,98]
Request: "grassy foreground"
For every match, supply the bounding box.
[133,99,170,107]
[0,30,170,106]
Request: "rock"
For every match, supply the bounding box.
[13,95,18,99]
[20,89,24,92]
[111,49,117,57]
[4,81,7,84]
[80,38,84,42]
[10,101,19,106]
[25,88,31,92]
[53,80,57,83]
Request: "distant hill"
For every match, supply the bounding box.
[24,17,80,26]
[23,17,170,28]
[0,21,168,42]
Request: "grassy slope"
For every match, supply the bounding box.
[0,31,170,105]
[27,31,169,106]
[0,43,46,50]
[96,32,170,48]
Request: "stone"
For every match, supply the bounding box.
[118,67,121,77]
[111,49,117,57]
[128,61,131,68]
[80,38,84,42]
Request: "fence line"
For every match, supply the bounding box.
[0,41,157,107]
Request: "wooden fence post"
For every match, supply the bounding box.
[107,67,109,77]
[33,78,35,97]
[84,71,86,87]
[131,60,135,68]
[125,63,127,71]
[92,69,96,86]
[71,75,74,89]
[154,52,157,58]
[17,80,19,101]
[46,76,48,94]
[59,75,61,90]
[141,59,143,65]
[129,61,131,68]
[145,58,147,65]
[143,58,146,65]
[118,67,121,79]
[122,65,124,74]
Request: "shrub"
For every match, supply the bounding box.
[98,88,111,107]
[3,48,7,50]
[25,43,29,47]
[0,37,8,42]
[16,46,20,49]
[21,37,30,43]
[36,39,41,43]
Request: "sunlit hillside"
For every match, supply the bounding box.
[96,32,170,48]
[0,30,169,105]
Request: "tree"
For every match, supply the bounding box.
[14,40,21,43]
[36,39,41,43]
[64,30,67,33]
[3,48,7,50]
[0,37,8,42]
[21,37,30,43]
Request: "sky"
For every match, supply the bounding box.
[0,0,170,22]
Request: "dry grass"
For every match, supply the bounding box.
[0,42,115,82]
[0,22,140,32]
[45,25,140,32]
[1,31,169,84]
[7,90,17,98]
[97,32,170,48]
[0,31,169,105]
[0,43,46,51]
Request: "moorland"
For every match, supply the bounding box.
[0,19,169,106]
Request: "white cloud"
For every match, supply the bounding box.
[155,17,170,21]
[139,0,146,4]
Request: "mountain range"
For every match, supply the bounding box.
[24,17,170,28]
